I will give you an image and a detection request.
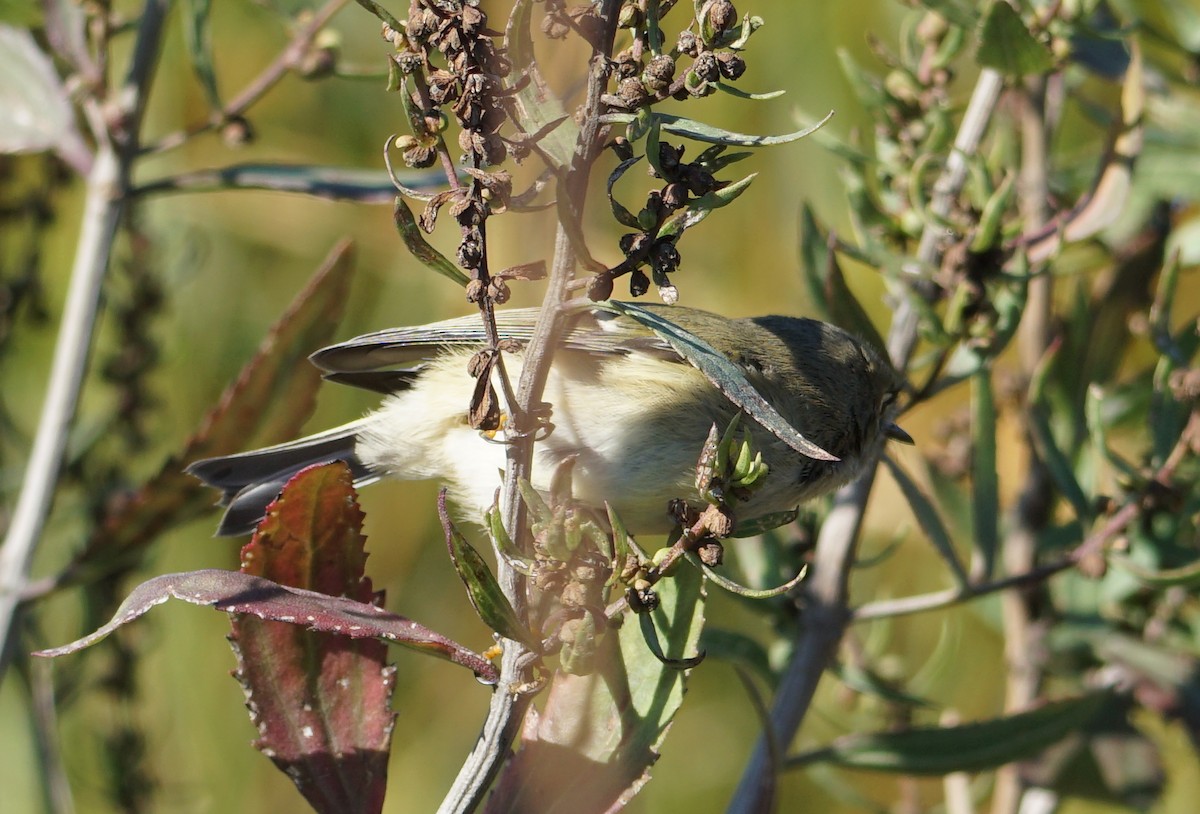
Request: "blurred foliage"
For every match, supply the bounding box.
[2,0,1200,813]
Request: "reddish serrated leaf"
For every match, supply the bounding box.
[232,461,390,814]
[77,240,357,562]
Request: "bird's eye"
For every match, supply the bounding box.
[880,390,899,411]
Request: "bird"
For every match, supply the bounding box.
[187,303,911,537]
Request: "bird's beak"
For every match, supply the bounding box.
[885,422,914,445]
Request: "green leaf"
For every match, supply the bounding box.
[714,81,785,100]
[1109,554,1200,588]
[353,0,401,31]
[135,162,445,202]
[686,552,806,599]
[700,627,776,688]
[793,693,1108,774]
[606,155,644,228]
[485,506,534,573]
[730,509,799,537]
[831,661,934,709]
[593,301,839,462]
[438,492,539,649]
[505,0,578,170]
[917,0,978,29]
[181,0,221,110]
[487,566,706,811]
[971,367,999,578]
[656,172,756,239]
[601,110,834,147]
[798,205,888,357]
[836,49,886,109]
[393,197,470,286]
[976,0,1054,76]
[883,457,969,588]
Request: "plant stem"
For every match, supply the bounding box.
[993,77,1054,814]
[436,3,622,812]
[0,0,171,682]
[145,0,350,155]
[726,67,1005,814]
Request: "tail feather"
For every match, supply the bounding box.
[187,419,376,536]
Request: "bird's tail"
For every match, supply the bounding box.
[187,419,377,536]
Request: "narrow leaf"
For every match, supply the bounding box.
[657,173,756,239]
[798,206,888,357]
[686,552,806,599]
[700,627,776,688]
[181,0,221,109]
[793,693,1108,774]
[394,197,470,286]
[970,367,999,578]
[439,491,539,649]
[714,81,785,100]
[1109,554,1200,588]
[883,456,969,588]
[600,110,834,147]
[595,301,839,462]
[135,163,446,202]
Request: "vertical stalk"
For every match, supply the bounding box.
[992,77,1054,814]
[727,68,1006,814]
[0,0,170,681]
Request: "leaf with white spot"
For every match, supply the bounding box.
[0,24,84,156]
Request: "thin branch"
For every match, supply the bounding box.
[853,411,1200,624]
[726,67,1006,814]
[145,0,350,154]
[0,0,171,683]
[850,558,1074,622]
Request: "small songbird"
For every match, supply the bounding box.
[188,303,911,536]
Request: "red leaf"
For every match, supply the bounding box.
[79,239,358,560]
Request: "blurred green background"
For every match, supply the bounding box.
[4,0,1199,812]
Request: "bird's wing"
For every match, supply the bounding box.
[309,305,679,375]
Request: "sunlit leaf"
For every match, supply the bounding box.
[0,25,84,156]
[656,173,756,239]
[594,301,839,462]
[601,110,834,147]
[439,492,540,649]
[488,567,706,811]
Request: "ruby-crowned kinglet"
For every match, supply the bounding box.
[189,303,912,536]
